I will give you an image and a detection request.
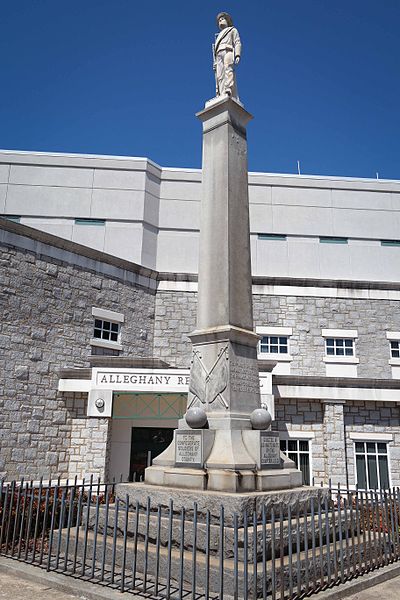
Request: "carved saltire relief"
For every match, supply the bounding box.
[188,347,229,410]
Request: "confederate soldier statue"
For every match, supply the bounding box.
[213,12,242,99]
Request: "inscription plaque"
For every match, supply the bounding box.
[175,431,203,469]
[260,431,281,469]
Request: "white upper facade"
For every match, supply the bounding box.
[1,149,400,282]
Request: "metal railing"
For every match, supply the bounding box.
[1,477,400,599]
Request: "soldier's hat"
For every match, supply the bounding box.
[216,12,233,27]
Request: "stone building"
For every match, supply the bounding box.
[1,149,400,489]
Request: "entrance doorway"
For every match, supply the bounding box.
[129,427,174,481]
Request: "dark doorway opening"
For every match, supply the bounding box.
[129,427,174,482]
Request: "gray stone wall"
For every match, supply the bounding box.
[275,398,400,487]
[344,401,400,487]
[0,240,155,480]
[153,291,196,367]
[153,291,400,377]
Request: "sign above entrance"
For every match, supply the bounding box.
[93,369,191,393]
[92,368,272,394]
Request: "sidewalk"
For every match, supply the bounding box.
[0,571,79,600]
[343,574,399,599]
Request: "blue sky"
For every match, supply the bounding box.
[1,1,399,178]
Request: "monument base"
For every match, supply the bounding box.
[115,481,325,522]
[144,426,303,493]
[145,463,302,493]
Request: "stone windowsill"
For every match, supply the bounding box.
[323,356,359,364]
[389,358,400,366]
[258,354,293,362]
[90,338,123,351]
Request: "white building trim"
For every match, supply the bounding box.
[349,432,393,442]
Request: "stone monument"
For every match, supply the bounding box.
[144,13,302,493]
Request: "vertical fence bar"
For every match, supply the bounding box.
[369,489,378,569]
[81,482,92,577]
[310,497,317,592]
[279,505,285,600]
[324,494,331,585]
[131,500,140,590]
[17,483,29,559]
[337,488,345,584]
[166,499,174,600]
[72,482,84,574]
[143,497,151,592]
[253,510,257,600]
[110,496,119,585]
[287,504,293,598]
[219,505,225,600]
[243,508,249,600]
[39,485,50,566]
[375,490,385,567]
[4,480,16,556]
[394,488,400,558]
[178,506,185,600]
[100,486,111,582]
[330,490,338,583]
[303,501,309,595]
[154,504,162,597]
[11,480,23,557]
[388,488,398,559]
[355,488,361,574]
[31,478,43,564]
[120,495,129,592]
[55,486,67,569]
[90,492,101,579]
[343,496,351,578]
[385,490,395,563]
[295,501,301,596]
[46,484,59,571]
[348,491,356,576]
[191,503,198,600]
[380,489,389,565]
[233,513,239,600]
[0,484,10,554]
[24,480,36,561]
[63,479,77,572]
[359,490,367,573]
[270,507,276,600]
[317,492,324,588]
[262,505,268,600]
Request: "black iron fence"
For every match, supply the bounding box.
[1,477,400,599]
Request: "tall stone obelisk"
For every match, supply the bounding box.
[145,13,302,493]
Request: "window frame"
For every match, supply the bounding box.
[280,436,312,485]
[353,440,391,490]
[90,307,124,351]
[321,329,359,365]
[256,327,293,362]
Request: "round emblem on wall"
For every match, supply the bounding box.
[95,398,105,410]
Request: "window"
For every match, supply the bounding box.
[90,307,124,352]
[75,218,105,226]
[3,215,21,222]
[94,319,119,342]
[381,239,400,247]
[355,441,390,490]
[258,233,287,241]
[259,335,288,354]
[319,236,348,244]
[280,439,311,485]
[390,340,400,359]
[325,338,354,357]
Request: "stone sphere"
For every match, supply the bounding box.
[185,407,208,429]
[250,408,272,430]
